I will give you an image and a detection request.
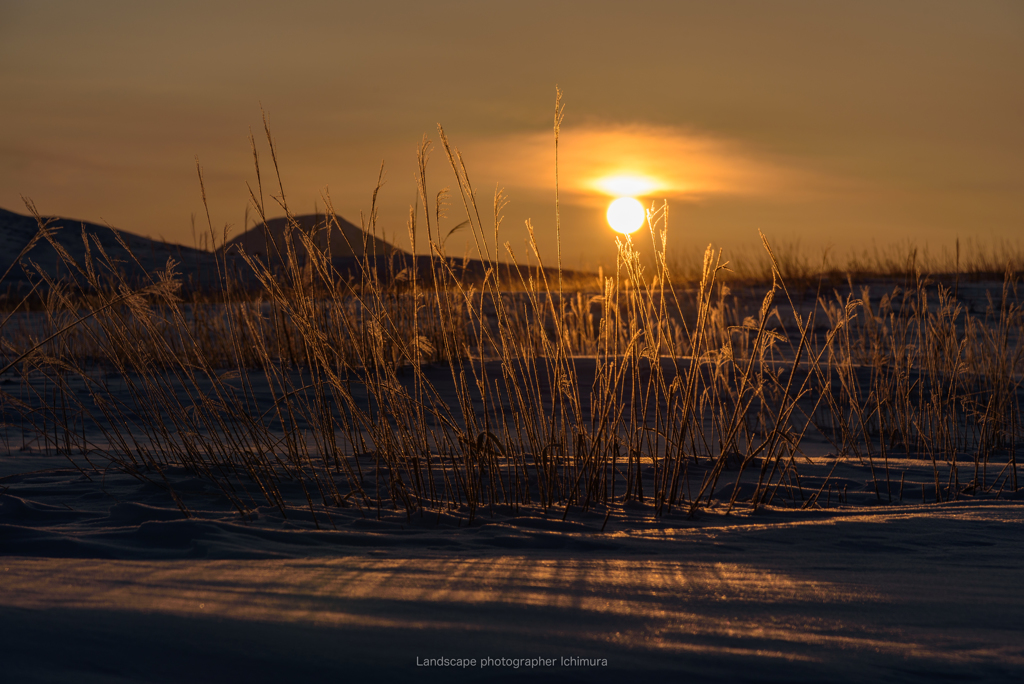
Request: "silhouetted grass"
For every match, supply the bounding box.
[1,106,1021,524]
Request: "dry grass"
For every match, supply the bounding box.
[1,109,1021,525]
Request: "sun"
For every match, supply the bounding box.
[606,197,646,234]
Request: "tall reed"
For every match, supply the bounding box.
[2,106,1021,523]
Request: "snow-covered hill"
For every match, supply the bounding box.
[0,206,219,293]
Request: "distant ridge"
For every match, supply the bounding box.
[221,214,403,261]
[220,213,588,287]
[0,208,403,294]
[0,206,218,293]
[0,206,591,295]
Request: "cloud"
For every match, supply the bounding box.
[463,123,822,207]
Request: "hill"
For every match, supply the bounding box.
[0,206,219,294]
[221,213,400,261]
[0,206,588,296]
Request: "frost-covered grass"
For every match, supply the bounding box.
[1,114,1022,525]
[3,108,1024,682]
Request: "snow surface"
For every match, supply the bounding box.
[2,449,1022,683]
[2,240,1023,681]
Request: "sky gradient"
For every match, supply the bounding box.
[2,0,1021,267]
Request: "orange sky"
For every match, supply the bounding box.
[1,0,1021,267]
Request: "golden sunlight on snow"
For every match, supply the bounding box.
[0,555,913,662]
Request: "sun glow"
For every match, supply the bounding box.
[606,197,646,234]
[594,174,660,197]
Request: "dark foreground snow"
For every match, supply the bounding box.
[2,453,1022,683]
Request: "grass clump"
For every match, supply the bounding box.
[1,103,1021,526]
